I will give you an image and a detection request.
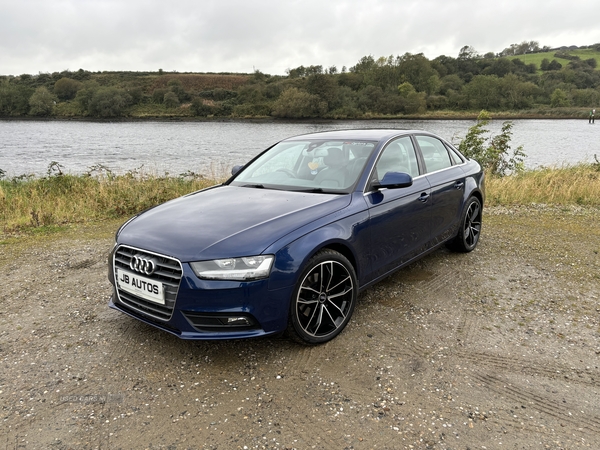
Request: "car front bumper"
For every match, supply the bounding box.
[108,265,293,340]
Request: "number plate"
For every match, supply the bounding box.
[115,268,165,305]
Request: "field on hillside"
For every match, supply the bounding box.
[513,48,600,69]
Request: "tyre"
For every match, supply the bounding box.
[447,196,482,252]
[288,249,358,344]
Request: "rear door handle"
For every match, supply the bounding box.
[454,181,464,190]
[418,192,430,202]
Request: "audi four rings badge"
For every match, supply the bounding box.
[130,255,157,275]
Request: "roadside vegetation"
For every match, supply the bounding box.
[0,165,215,234]
[2,164,598,235]
[485,163,600,206]
[1,115,599,235]
[1,42,599,120]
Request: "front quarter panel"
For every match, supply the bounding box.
[266,192,371,291]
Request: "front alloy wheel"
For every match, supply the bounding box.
[288,250,357,344]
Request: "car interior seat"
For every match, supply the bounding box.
[314,147,348,188]
[376,142,409,180]
[346,144,372,184]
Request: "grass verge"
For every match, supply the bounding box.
[1,170,217,236]
[485,163,600,206]
[1,164,599,237]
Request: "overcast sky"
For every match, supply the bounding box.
[1,0,599,77]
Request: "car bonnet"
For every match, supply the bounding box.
[117,185,351,261]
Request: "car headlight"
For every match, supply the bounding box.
[190,255,274,281]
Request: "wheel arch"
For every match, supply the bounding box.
[469,189,484,207]
[294,239,360,286]
[317,242,358,277]
[268,226,362,292]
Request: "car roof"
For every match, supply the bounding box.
[282,129,430,143]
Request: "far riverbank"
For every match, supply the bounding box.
[1,106,595,123]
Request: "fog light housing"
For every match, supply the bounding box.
[182,312,258,332]
[227,317,251,326]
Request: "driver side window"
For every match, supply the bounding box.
[375,136,419,179]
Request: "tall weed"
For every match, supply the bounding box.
[486,164,600,206]
[1,163,217,233]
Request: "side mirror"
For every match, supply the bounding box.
[372,171,413,190]
[231,165,244,176]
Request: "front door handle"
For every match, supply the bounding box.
[418,192,430,202]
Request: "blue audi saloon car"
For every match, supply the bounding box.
[108,129,484,344]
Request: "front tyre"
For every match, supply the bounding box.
[448,196,482,252]
[288,250,357,344]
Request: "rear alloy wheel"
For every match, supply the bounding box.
[448,196,482,252]
[288,250,357,344]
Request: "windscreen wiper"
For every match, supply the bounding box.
[294,187,327,193]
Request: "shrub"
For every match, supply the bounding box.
[163,91,180,108]
[271,88,326,118]
[29,86,57,116]
[232,103,271,117]
[306,74,338,109]
[75,85,97,113]
[190,98,215,117]
[403,91,427,114]
[54,77,83,100]
[426,95,447,110]
[550,88,570,107]
[167,79,190,102]
[0,81,32,115]
[87,87,132,117]
[357,86,402,114]
[457,110,525,176]
[152,88,168,104]
[198,88,238,101]
[127,87,144,105]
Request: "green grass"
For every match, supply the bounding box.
[511,48,600,70]
[571,48,600,67]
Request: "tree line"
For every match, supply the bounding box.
[1,43,599,119]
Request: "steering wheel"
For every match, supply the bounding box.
[275,168,297,178]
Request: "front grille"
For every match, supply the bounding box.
[113,245,183,321]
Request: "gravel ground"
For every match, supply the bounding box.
[1,206,599,450]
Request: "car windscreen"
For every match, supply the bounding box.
[230,139,377,193]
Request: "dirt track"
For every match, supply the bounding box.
[1,206,599,449]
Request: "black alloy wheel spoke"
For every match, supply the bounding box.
[465,202,482,247]
[296,260,354,338]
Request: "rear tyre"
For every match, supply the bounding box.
[287,250,357,345]
[447,196,482,252]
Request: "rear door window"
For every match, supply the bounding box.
[416,135,452,173]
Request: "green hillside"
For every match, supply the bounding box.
[1,44,599,120]
[511,48,600,70]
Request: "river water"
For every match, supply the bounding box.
[0,119,598,178]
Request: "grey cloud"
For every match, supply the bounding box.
[1,0,598,76]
